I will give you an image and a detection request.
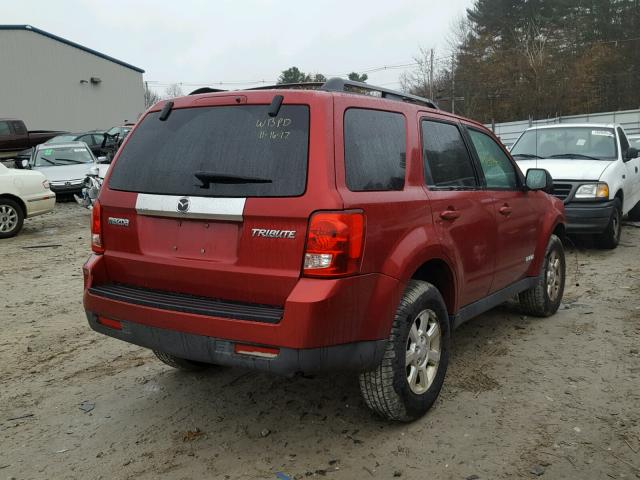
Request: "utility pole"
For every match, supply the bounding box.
[429,48,434,100]
[451,53,456,115]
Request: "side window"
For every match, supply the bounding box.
[11,121,26,135]
[421,120,477,188]
[80,134,94,145]
[0,121,11,136]
[344,109,406,191]
[617,127,629,153]
[468,129,518,189]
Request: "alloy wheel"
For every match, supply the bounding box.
[546,250,562,301]
[0,204,18,233]
[405,309,441,395]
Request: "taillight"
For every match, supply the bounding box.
[91,200,104,254]
[303,211,365,277]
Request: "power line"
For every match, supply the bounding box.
[146,34,640,90]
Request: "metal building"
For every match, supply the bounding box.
[0,25,145,132]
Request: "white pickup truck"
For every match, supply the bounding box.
[511,124,640,249]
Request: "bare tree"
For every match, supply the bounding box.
[164,83,184,99]
[400,47,437,98]
[144,82,161,108]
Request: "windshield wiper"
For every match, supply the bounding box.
[548,153,601,160]
[194,171,273,188]
[52,158,86,164]
[512,153,542,159]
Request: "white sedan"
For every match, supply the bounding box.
[0,162,55,238]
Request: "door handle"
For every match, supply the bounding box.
[499,205,512,216]
[440,210,460,221]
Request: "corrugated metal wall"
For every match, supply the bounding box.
[487,109,640,147]
[0,30,144,131]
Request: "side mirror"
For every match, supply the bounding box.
[625,147,639,160]
[20,159,30,169]
[97,156,108,163]
[526,168,553,193]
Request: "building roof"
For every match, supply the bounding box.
[0,24,144,73]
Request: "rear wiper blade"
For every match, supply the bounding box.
[548,153,600,160]
[512,153,542,159]
[194,171,273,188]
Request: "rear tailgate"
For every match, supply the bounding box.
[96,92,338,308]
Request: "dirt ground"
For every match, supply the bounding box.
[1,202,639,480]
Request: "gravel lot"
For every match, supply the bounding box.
[1,202,639,480]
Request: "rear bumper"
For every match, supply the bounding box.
[82,254,401,372]
[564,200,615,234]
[26,195,56,217]
[86,312,385,375]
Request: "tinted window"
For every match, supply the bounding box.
[617,127,629,153]
[0,122,10,136]
[11,121,26,135]
[469,129,518,189]
[344,109,406,191]
[79,134,95,145]
[421,120,477,187]
[109,105,309,197]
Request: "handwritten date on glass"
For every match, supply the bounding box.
[256,117,292,140]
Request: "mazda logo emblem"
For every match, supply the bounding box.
[177,197,190,213]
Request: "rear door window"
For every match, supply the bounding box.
[421,120,478,188]
[10,121,27,135]
[344,109,406,191]
[109,105,309,197]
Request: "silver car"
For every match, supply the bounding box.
[24,142,98,194]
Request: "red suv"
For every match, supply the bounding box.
[83,78,566,421]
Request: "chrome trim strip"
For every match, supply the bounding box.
[135,194,245,221]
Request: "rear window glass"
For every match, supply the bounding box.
[109,105,309,197]
[344,109,406,191]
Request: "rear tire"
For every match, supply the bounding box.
[0,198,24,239]
[518,234,565,317]
[153,350,211,371]
[595,199,622,249]
[359,280,450,422]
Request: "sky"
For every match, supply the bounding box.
[4,0,475,95]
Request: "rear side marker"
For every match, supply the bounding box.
[97,316,122,330]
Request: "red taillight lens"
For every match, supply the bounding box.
[91,201,104,254]
[303,211,365,277]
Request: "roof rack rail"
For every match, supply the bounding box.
[189,87,227,95]
[187,78,438,109]
[245,81,324,91]
[321,77,438,109]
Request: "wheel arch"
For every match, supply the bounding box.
[410,258,457,316]
[614,188,623,208]
[0,194,27,217]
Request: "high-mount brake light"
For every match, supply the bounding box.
[303,211,365,277]
[91,200,104,254]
